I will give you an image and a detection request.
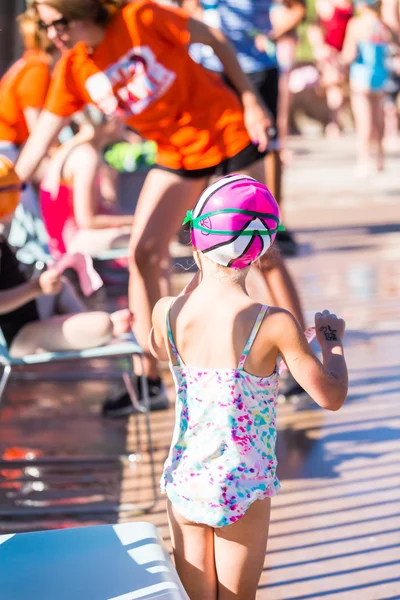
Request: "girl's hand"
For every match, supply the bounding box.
[38,269,63,296]
[315,310,345,346]
[243,95,273,152]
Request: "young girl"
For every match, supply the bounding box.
[342,0,393,173]
[0,155,131,358]
[40,113,133,258]
[0,9,58,248]
[150,175,348,600]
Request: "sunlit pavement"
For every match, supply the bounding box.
[0,134,399,599]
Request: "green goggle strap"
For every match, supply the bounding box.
[182,208,285,236]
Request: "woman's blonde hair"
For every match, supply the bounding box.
[18,8,54,53]
[32,0,127,26]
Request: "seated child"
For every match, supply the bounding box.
[0,154,132,358]
[40,112,134,258]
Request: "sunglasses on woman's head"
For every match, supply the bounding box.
[38,16,70,32]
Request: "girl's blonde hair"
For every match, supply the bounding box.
[32,0,127,27]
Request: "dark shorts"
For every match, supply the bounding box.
[225,67,280,148]
[248,67,280,144]
[153,67,279,179]
[153,141,267,180]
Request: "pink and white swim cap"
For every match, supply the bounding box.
[183,174,282,269]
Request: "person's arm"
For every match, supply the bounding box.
[273,308,348,410]
[0,270,62,315]
[149,297,173,362]
[23,107,41,134]
[15,110,67,183]
[382,0,400,32]
[341,19,358,66]
[71,144,134,229]
[270,1,306,40]
[188,18,273,151]
[41,125,97,199]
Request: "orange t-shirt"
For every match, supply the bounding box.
[44,1,251,170]
[0,50,52,146]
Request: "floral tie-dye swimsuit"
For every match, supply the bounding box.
[161,301,281,528]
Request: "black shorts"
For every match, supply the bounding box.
[153,141,267,180]
[225,67,280,148]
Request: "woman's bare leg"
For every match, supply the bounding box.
[371,92,385,171]
[325,83,344,136]
[238,159,305,328]
[9,311,113,357]
[167,500,217,600]
[128,169,207,378]
[214,498,271,600]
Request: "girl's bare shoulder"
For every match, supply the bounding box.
[262,306,302,339]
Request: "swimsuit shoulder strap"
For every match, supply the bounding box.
[238,305,269,370]
[166,298,184,367]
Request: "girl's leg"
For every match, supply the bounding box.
[238,159,305,329]
[371,92,385,171]
[128,169,207,378]
[167,500,217,600]
[351,90,373,169]
[67,227,132,256]
[214,498,271,600]
[9,311,113,358]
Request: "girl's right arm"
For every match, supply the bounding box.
[15,111,67,183]
[274,309,348,411]
[149,296,175,362]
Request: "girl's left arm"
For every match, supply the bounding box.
[188,18,272,151]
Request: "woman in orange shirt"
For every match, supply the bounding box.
[0,10,55,166]
[16,0,304,408]
[0,10,57,246]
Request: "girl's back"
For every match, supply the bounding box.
[162,289,281,528]
[168,288,279,376]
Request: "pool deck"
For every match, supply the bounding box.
[1,135,399,599]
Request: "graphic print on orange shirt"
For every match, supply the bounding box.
[85,46,176,116]
[44,1,251,169]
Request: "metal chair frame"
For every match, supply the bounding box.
[0,331,158,518]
